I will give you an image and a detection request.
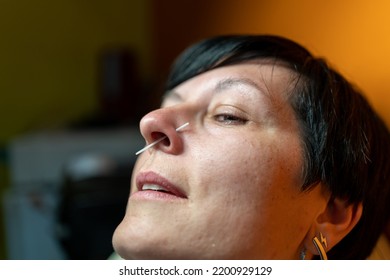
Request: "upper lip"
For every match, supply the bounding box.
[136,171,187,198]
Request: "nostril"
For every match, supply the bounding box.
[151,132,170,146]
[136,122,188,156]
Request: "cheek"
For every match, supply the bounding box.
[194,134,302,194]
[187,135,304,255]
[191,132,305,227]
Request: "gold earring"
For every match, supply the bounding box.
[312,232,328,260]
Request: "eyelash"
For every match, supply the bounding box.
[213,113,248,125]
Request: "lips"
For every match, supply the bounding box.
[135,171,187,199]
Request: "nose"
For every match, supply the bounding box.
[138,107,189,155]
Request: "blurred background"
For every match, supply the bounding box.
[1,0,390,259]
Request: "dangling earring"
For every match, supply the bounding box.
[299,248,307,260]
[312,232,328,260]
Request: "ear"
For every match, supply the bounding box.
[304,197,363,257]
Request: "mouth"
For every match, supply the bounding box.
[134,171,187,199]
[141,184,179,195]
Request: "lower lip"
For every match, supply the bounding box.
[130,190,187,201]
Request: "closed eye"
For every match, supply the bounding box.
[214,114,248,125]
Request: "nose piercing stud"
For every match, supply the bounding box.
[135,122,189,155]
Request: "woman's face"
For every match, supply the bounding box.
[113,61,328,259]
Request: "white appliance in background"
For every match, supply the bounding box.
[2,127,144,259]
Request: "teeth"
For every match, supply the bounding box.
[142,184,167,192]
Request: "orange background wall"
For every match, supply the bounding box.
[152,0,390,126]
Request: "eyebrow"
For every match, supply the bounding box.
[163,77,265,103]
[214,77,263,94]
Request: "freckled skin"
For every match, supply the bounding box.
[113,62,329,259]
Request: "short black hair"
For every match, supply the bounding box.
[166,35,390,259]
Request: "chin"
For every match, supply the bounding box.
[112,226,148,260]
[112,217,253,259]
[112,222,187,260]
